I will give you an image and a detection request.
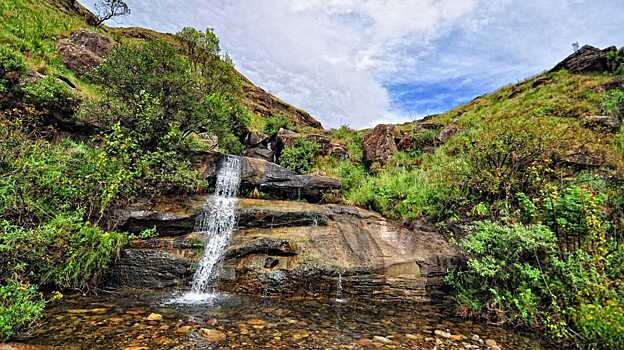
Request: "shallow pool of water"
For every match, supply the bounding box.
[15,289,549,349]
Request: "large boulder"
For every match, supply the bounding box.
[363,124,399,163]
[57,30,114,76]
[437,122,461,144]
[108,199,462,302]
[550,45,617,74]
[191,153,340,201]
[581,115,621,132]
[239,156,341,201]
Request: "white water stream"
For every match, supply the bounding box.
[174,156,241,303]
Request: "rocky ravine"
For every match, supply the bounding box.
[109,187,461,302]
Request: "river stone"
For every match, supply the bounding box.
[199,328,226,342]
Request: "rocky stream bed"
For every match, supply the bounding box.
[5,289,549,350]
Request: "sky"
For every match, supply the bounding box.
[82,0,624,129]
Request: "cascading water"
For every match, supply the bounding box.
[335,271,345,303]
[174,156,241,303]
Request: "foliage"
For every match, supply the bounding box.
[341,157,465,220]
[448,185,624,348]
[23,76,72,106]
[94,0,131,26]
[601,89,624,119]
[0,46,27,93]
[264,114,294,136]
[279,138,320,174]
[175,27,242,98]
[607,47,624,75]
[0,213,127,289]
[576,302,624,349]
[87,40,247,154]
[458,118,562,201]
[0,281,45,341]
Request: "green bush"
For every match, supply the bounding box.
[279,138,319,174]
[576,302,624,349]
[344,167,461,220]
[86,40,248,155]
[0,281,45,341]
[23,76,72,106]
[0,138,129,221]
[264,114,294,136]
[607,47,624,75]
[448,185,624,348]
[601,89,624,119]
[0,46,27,93]
[0,214,127,290]
[459,118,563,201]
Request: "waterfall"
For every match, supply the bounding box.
[175,156,241,303]
[335,271,344,303]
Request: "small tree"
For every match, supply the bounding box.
[94,0,131,26]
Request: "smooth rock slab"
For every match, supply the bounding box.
[108,199,462,302]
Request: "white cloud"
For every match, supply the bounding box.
[82,0,624,128]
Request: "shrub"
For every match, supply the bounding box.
[446,222,558,324]
[448,187,624,348]
[601,89,624,119]
[279,138,319,174]
[0,214,127,290]
[0,281,45,341]
[0,46,27,93]
[23,76,72,106]
[607,47,624,75]
[576,302,624,349]
[459,118,563,201]
[87,40,248,154]
[264,114,294,136]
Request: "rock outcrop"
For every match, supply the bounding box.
[550,45,617,74]
[581,115,621,132]
[363,124,399,164]
[191,153,340,201]
[437,122,461,144]
[108,199,462,301]
[239,156,341,201]
[57,30,114,76]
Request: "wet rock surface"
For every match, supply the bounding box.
[116,197,329,235]
[110,199,462,302]
[15,290,550,350]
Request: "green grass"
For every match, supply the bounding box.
[0,0,104,95]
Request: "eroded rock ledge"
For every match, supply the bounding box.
[192,153,341,202]
[108,198,462,302]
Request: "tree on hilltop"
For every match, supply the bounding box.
[94,0,131,26]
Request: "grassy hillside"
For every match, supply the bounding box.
[1,0,623,347]
[304,69,624,347]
